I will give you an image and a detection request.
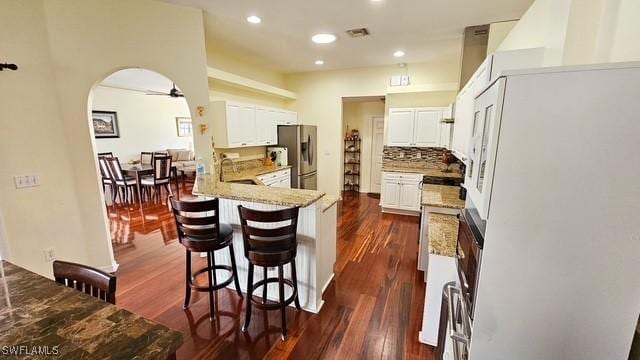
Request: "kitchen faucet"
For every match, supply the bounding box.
[219,158,238,182]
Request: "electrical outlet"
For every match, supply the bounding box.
[416,152,422,159]
[44,247,56,262]
[399,152,404,158]
[14,175,40,189]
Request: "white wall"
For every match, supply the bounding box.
[93,86,192,162]
[0,0,210,276]
[487,21,518,55]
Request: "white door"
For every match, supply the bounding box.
[413,108,442,147]
[227,104,256,147]
[370,116,385,194]
[398,180,421,211]
[386,108,414,146]
[380,180,400,207]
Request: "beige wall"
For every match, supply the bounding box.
[0,0,210,276]
[498,0,640,66]
[286,59,460,197]
[487,21,519,55]
[342,100,385,193]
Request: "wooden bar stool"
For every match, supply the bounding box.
[237,205,301,340]
[170,197,243,320]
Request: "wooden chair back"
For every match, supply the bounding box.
[170,197,224,251]
[152,154,172,182]
[237,206,299,265]
[140,152,154,165]
[106,157,126,182]
[98,157,112,181]
[53,260,117,304]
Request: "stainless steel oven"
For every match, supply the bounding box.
[456,208,484,318]
[436,208,485,359]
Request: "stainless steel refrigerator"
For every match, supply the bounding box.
[277,125,317,190]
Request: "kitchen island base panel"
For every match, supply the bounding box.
[199,197,334,314]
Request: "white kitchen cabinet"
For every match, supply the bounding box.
[414,108,443,147]
[386,108,415,146]
[257,168,291,188]
[451,48,545,162]
[380,172,422,214]
[255,107,278,146]
[226,103,256,147]
[466,77,505,220]
[387,107,446,148]
[211,101,297,148]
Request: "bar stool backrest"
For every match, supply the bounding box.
[237,206,299,263]
[170,197,221,242]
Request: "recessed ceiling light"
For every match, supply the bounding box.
[312,33,336,44]
[393,50,406,57]
[246,15,262,24]
[315,60,324,65]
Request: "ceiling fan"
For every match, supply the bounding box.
[145,83,184,98]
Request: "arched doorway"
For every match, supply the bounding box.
[87,68,194,266]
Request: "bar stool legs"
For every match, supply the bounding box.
[278,265,287,340]
[242,263,254,332]
[183,250,192,309]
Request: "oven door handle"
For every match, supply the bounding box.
[446,283,472,360]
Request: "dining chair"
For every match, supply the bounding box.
[140,152,154,166]
[53,260,117,304]
[106,157,138,204]
[141,154,173,203]
[98,156,116,203]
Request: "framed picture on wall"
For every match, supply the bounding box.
[92,111,120,138]
[176,117,192,137]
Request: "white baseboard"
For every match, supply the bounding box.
[99,261,119,273]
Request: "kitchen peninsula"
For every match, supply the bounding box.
[192,174,337,313]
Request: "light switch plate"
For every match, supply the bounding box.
[416,152,422,159]
[399,152,404,158]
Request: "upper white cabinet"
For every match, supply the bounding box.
[387,108,415,146]
[414,108,443,147]
[226,103,256,147]
[211,101,297,148]
[451,48,545,161]
[386,107,446,148]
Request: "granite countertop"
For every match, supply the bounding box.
[321,196,339,212]
[221,164,292,185]
[422,184,465,209]
[381,165,464,179]
[193,174,325,208]
[0,261,182,359]
[428,214,459,257]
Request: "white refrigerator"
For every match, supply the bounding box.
[464,62,640,360]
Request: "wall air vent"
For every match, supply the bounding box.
[345,28,370,38]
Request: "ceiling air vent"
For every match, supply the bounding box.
[346,28,370,38]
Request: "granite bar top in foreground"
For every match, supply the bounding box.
[193,174,325,208]
[0,261,182,360]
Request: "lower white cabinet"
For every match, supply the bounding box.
[380,172,422,213]
[257,168,291,188]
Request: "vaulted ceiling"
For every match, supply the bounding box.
[161,0,534,73]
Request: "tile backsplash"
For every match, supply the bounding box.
[383,146,449,169]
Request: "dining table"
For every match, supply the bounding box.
[120,163,180,203]
[0,260,182,359]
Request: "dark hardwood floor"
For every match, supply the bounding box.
[110,186,434,359]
